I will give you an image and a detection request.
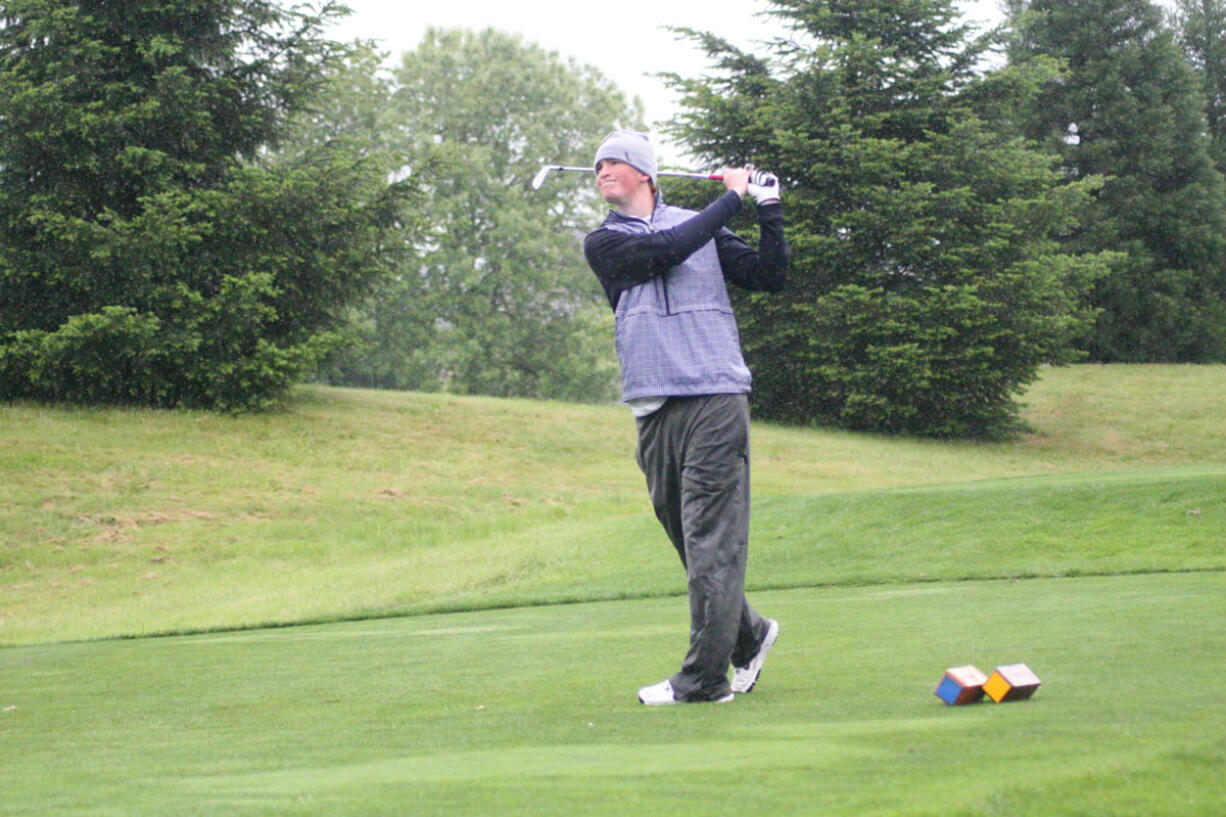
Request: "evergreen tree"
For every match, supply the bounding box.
[1173,0,1226,172]
[0,0,415,409]
[1008,0,1226,361]
[664,0,1109,438]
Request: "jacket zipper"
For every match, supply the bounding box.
[647,219,672,316]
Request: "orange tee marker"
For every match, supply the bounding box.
[983,663,1042,703]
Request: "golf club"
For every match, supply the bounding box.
[531,164,725,190]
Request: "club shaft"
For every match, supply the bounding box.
[542,166,724,181]
[663,171,725,181]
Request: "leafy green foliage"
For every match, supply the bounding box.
[320,28,639,403]
[1009,0,1226,361]
[665,0,1109,437]
[0,0,415,410]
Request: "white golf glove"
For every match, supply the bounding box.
[746,167,781,205]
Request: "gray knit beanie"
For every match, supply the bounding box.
[593,130,657,185]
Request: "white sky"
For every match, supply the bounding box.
[328,0,1009,166]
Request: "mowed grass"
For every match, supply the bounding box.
[2,575,1222,816]
[2,364,1223,645]
[1,363,1225,815]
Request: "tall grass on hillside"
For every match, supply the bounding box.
[1,364,1224,645]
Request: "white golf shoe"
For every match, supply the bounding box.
[731,618,779,694]
[637,679,734,705]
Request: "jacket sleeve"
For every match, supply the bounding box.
[716,201,789,292]
[583,191,743,308]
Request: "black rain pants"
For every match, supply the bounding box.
[635,394,771,701]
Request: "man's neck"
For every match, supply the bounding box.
[618,189,656,220]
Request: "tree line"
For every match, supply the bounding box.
[1,0,1223,437]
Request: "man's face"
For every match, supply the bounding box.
[595,158,650,207]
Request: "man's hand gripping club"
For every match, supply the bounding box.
[747,167,781,205]
[718,166,781,205]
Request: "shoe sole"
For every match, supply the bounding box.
[638,692,736,705]
[732,619,779,694]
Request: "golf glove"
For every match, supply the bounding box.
[747,167,781,205]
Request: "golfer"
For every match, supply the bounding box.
[583,131,790,705]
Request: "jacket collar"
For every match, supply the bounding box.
[604,190,668,227]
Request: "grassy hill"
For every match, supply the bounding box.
[2,363,1223,645]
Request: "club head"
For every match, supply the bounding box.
[530,165,554,190]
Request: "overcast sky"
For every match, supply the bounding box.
[328,0,1009,166]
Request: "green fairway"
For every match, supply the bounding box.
[2,364,1225,814]
[2,574,1223,816]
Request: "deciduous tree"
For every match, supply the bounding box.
[322,28,639,403]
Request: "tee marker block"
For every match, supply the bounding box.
[934,665,989,706]
[983,663,1042,703]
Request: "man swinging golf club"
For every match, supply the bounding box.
[583,131,789,705]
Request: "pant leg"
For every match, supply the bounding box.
[636,394,768,700]
[635,404,687,558]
